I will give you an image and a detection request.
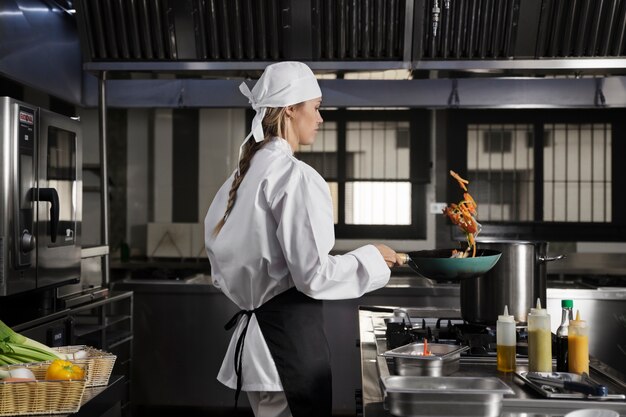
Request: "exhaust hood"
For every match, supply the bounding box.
[74,0,626,76]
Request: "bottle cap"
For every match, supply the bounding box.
[561,299,573,308]
[570,309,586,326]
[498,305,515,322]
[529,298,548,316]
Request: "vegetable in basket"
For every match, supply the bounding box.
[0,319,89,365]
[0,319,65,365]
[45,359,85,381]
[0,367,36,382]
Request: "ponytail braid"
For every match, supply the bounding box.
[212,107,289,236]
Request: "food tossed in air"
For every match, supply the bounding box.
[443,170,481,258]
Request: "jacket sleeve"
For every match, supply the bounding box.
[270,164,390,300]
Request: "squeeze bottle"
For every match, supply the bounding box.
[497,305,516,372]
[568,310,589,375]
[555,299,573,372]
[527,298,552,372]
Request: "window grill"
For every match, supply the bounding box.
[543,123,612,222]
[466,122,612,224]
[345,121,411,225]
[467,124,534,222]
[296,110,428,238]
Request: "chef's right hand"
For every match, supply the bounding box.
[374,244,406,268]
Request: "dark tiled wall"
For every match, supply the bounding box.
[107,109,128,251]
[172,109,199,223]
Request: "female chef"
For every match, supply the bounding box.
[204,61,405,417]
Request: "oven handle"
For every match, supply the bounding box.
[39,188,59,243]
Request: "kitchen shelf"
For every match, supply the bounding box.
[74,324,102,338]
[73,315,131,337]
[107,333,133,350]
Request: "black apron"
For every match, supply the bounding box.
[225,287,332,417]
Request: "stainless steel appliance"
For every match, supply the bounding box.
[0,97,82,296]
[459,240,563,324]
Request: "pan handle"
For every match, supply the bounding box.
[397,253,411,265]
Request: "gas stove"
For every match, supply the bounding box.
[383,308,528,357]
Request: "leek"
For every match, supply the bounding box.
[0,319,64,363]
[0,342,59,363]
[0,354,21,365]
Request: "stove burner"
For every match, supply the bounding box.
[384,315,528,356]
[452,323,496,356]
[385,316,465,350]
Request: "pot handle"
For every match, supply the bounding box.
[538,254,566,263]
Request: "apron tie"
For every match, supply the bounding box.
[224,309,255,408]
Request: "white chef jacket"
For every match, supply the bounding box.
[204,137,391,392]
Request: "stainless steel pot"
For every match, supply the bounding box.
[459,240,564,324]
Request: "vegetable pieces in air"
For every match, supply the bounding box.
[443,170,481,258]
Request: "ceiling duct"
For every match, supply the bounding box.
[536,0,626,58]
[417,0,626,60]
[420,0,520,59]
[74,0,626,74]
[76,0,408,64]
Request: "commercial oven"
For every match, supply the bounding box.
[0,96,82,296]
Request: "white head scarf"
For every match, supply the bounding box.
[237,61,322,171]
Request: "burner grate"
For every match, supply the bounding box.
[384,315,528,356]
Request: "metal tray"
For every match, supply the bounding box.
[383,343,469,376]
[382,375,514,417]
[516,371,626,400]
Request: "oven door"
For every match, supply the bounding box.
[36,108,82,289]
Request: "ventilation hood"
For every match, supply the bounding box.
[2,0,626,108]
[74,0,626,76]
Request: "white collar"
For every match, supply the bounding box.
[267,137,294,156]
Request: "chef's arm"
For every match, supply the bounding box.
[272,167,390,300]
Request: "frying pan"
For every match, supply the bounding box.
[398,249,502,281]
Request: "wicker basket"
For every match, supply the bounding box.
[0,362,87,416]
[52,346,116,387]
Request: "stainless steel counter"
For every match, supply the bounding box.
[359,306,626,417]
[547,253,626,277]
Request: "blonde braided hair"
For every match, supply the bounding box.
[212,106,294,236]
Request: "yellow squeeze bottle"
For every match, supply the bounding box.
[527,298,552,373]
[568,310,589,375]
[497,305,516,372]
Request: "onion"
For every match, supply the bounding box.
[72,350,88,360]
[0,367,36,381]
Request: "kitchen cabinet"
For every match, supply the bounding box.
[111,277,248,414]
[112,275,459,415]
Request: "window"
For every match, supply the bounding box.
[296,110,429,239]
[543,123,612,223]
[467,124,534,222]
[448,110,626,241]
[482,129,513,153]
